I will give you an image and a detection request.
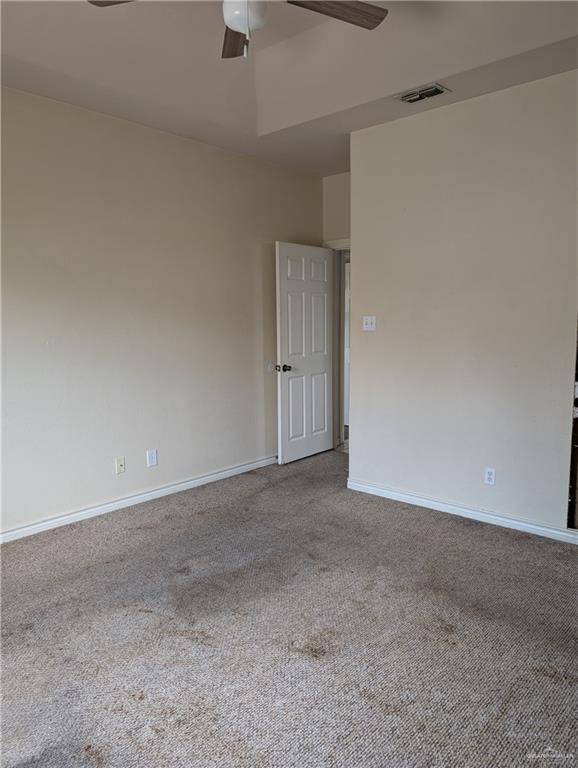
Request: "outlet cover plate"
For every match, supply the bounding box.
[484,467,496,486]
[362,315,376,332]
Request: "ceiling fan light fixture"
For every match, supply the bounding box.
[223,0,267,36]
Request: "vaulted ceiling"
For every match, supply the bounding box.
[2,1,577,175]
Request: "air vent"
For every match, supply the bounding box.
[400,83,448,104]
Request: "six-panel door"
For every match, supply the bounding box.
[276,242,333,464]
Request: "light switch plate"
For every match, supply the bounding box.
[362,315,376,332]
[146,448,158,468]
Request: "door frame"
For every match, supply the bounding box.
[273,240,350,459]
[336,249,350,448]
[325,240,350,450]
[567,320,578,529]
[275,241,335,464]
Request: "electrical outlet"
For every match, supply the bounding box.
[362,315,376,332]
[115,456,126,475]
[146,448,158,468]
[484,467,496,486]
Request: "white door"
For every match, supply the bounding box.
[276,242,333,464]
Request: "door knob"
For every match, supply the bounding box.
[282,364,292,372]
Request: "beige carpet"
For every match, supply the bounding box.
[2,451,577,767]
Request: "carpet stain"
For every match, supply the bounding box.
[421,618,458,646]
[532,666,578,685]
[172,628,214,646]
[169,552,298,620]
[290,629,338,660]
[83,744,105,767]
[128,691,145,701]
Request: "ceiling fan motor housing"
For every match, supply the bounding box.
[223,0,267,35]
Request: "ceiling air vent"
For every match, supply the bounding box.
[400,83,448,104]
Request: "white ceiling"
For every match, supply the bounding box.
[2,1,577,175]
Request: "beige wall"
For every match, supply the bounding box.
[350,71,577,532]
[1,88,322,534]
[323,173,350,243]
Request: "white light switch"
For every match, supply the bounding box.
[146,449,158,468]
[115,456,126,475]
[362,315,376,332]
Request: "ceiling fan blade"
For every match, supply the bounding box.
[222,26,247,59]
[88,1,134,6]
[287,1,387,30]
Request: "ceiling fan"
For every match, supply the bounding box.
[87,1,388,59]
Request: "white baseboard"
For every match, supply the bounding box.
[1,456,277,544]
[347,478,578,545]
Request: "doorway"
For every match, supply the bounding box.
[274,242,350,466]
[340,253,351,453]
[568,321,577,529]
[275,242,334,464]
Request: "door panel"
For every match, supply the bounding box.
[276,242,333,464]
[289,376,306,440]
[311,293,327,354]
[288,255,305,280]
[311,372,327,434]
[288,292,305,357]
[311,257,327,282]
